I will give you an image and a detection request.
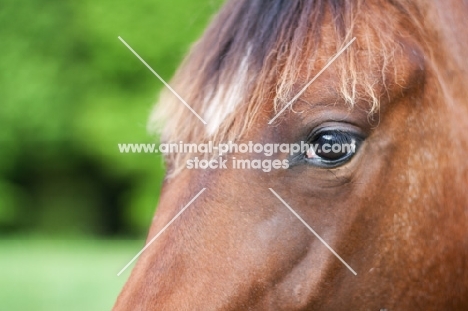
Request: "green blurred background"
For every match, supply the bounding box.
[0,0,223,309]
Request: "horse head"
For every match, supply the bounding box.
[114,0,468,309]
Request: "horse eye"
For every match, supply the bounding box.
[304,130,360,167]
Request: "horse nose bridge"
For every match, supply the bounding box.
[147,184,204,240]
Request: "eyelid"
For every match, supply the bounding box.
[307,127,364,145]
[309,130,353,144]
[305,121,364,141]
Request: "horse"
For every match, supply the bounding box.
[114,0,468,309]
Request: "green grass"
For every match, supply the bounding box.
[0,238,143,311]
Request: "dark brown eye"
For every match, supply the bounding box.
[315,131,352,160]
[305,130,360,167]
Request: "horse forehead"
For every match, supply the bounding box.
[201,41,425,137]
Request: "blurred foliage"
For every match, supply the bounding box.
[0,238,142,310]
[0,0,223,237]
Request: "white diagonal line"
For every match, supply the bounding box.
[118,36,207,125]
[268,37,356,125]
[269,188,357,275]
[117,188,206,276]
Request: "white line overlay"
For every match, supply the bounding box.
[117,188,206,276]
[268,37,356,125]
[118,36,207,125]
[269,188,357,275]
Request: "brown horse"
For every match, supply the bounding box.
[114,0,468,310]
